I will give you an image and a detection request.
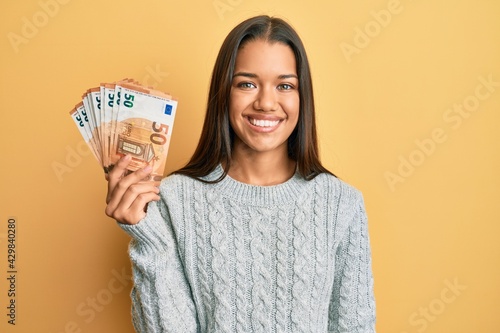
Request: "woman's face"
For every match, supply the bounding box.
[229,39,300,158]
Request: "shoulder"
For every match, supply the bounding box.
[158,168,220,199]
[158,173,200,201]
[311,172,364,206]
[311,173,366,226]
[312,173,368,241]
[159,172,193,188]
[160,166,223,188]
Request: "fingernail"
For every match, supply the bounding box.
[123,155,132,161]
[143,165,152,173]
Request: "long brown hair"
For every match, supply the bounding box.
[174,15,334,182]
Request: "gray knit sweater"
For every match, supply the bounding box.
[119,166,376,332]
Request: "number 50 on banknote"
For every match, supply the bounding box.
[70,80,178,181]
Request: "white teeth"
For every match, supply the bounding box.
[249,118,280,127]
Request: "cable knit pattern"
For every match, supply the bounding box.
[229,199,251,332]
[249,207,272,332]
[276,204,291,333]
[119,166,376,332]
[208,189,234,332]
[193,180,212,330]
[291,188,312,332]
[311,178,330,328]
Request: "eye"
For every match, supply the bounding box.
[277,83,295,90]
[237,82,256,89]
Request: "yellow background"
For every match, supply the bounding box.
[1,0,499,332]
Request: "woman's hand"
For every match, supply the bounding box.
[105,155,161,225]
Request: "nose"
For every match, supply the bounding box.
[253,86,278,111]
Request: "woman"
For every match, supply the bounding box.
[106,15,376,332]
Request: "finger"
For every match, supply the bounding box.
[127,191,162,222]
[114,182,160,210]
[108,191,161,225]
[106,181,159,217]
[107,155,132,197]
[107,163,154,204]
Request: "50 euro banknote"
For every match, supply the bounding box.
[70,80,178,181]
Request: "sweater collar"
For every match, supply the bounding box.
[209,165,307,206]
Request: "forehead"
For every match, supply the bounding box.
[234,39,297,74]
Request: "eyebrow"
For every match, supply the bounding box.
[233,72,298,80]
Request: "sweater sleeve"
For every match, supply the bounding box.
[118,197,199,333]
[328,191,376,333]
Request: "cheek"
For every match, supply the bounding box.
[229,91,242,115]
[284,96,300,124]
[230,91,253,109]
[228,92,238,126]
[229,91,253,126]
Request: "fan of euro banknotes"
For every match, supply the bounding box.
[69,79,178,181]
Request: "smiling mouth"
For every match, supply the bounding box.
[248,117,281,127]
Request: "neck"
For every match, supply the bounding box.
[227,147,296,186]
